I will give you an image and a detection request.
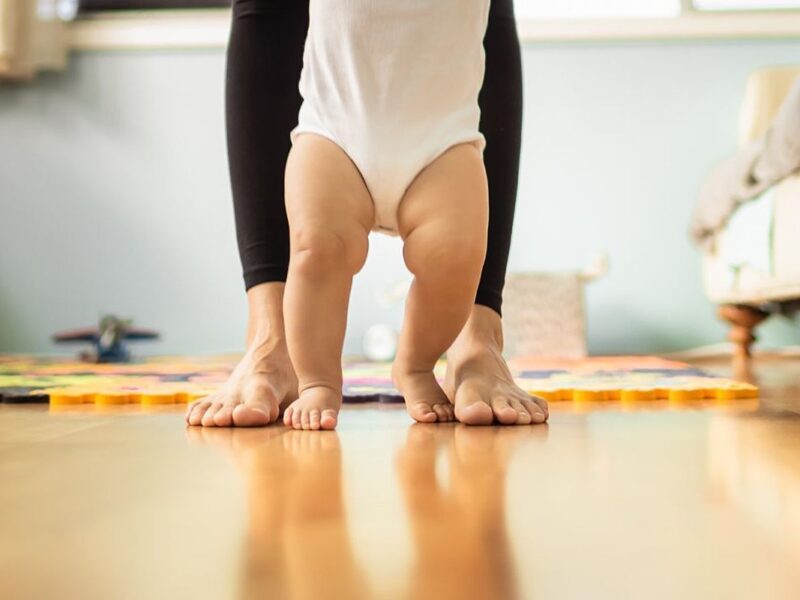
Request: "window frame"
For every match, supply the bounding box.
[70,3,800,51]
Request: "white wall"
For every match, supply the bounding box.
[1,39,799,356]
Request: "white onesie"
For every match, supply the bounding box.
[291,0,491,234]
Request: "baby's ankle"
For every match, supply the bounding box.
[298,382,343,400]
[392,359,436,382]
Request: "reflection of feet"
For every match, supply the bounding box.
[451,425,528,470]
[446,305,548,426]
[184,425,286,469]
[186,336,298,428]
[394,425,451,471]
[283,386,341,430]
[394,424,453,519]
[393,364,455,423]
[393,424,522,600]
[282,427,342,458]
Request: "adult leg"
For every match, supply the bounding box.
[187,0,308,427]
[445,0,549,425]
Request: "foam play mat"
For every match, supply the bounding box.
[0,354,757,406]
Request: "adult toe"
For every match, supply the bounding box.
[232,404,272,427]
[213,404,234,427]
[508,398,532,425]
[528,393,550,420]
[188,401,212,426]
[454,386,494,426]
[201,402,223,427]
[522,396,548,424]
[490,396,519,425]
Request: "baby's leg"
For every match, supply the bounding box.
[283,134,374,430]
[394,143,489,423]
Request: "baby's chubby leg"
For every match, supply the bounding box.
[283,134,374,430]
[394,143,489,423]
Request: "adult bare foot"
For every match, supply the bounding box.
[186,283,298,427]
[445,305,548,426]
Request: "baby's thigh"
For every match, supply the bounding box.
[285,134,374,236]
[397,143,489,265]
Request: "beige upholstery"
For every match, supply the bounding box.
[703,67,800,306]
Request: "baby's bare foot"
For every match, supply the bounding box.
[186,336,298,428]
[393,364,455,423]
[283,386,341,431]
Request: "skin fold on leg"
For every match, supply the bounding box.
[281,134,375,431]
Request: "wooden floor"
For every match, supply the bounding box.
[2,357,800,600]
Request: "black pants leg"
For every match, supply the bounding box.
[226,0,522,315]
[474,0,522,315]
[226,0,308,289]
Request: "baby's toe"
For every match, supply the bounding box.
[432,403,454,422]
[291,406,303,430]
[283,405,295,427]
[320,409,338,430]
[309,409,321,430]
[408,402,437,423]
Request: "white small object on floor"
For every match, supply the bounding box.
[363,324,399,361]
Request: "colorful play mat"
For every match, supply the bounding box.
[0,354,757,406]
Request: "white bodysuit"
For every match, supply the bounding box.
[291,0,491,234]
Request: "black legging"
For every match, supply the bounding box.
[226,0,521,315]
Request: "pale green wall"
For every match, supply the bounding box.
[1,39,799,355]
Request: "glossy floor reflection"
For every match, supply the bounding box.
[1,358,800,599]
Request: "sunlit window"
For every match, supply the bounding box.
[515,0,681,19]
[694,0,800,9]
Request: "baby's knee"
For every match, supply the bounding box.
[291,227,367,276]
[404,230,486,281]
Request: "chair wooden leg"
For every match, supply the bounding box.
[717,304,769,376]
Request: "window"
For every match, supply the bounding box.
[80,0,227,10]
[71,0,800,50]
[694,0,800,9]
[515,0,800,18]
[515,0,681,19]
